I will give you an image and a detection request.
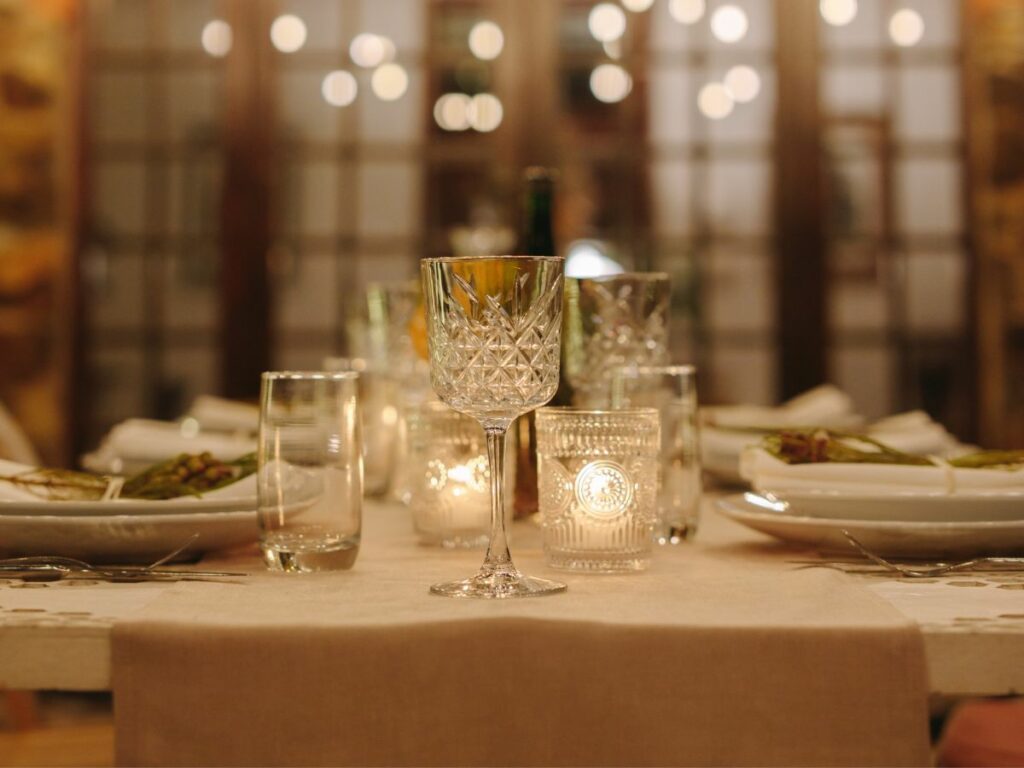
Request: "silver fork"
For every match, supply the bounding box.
[836,531,1024,578]
[0,536,246,582]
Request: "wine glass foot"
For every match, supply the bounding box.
[430,568,566,599]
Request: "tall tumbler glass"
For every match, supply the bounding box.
[258,371,362,572]
[612,364,702,544]
[421,255,565,598]
[563,272,671,407]
[323,357,398,497]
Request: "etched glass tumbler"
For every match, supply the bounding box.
[406,401,514,548]
[258,372,362,572]
[421,255,565,598]
[537,408,660,572]
[563,272,671,407]
[612,365,702,544]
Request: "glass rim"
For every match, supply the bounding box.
[620,364,696,376]
[580,271,670,282]
[537,406,659,418]
[261,370,359,381]
[420,255,565,264]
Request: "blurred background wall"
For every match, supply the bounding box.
[0,0,1022,460]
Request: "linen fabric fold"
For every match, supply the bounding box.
[741,448,1024,496]
[113,505,930,767]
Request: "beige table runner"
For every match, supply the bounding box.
[113,503,930,767]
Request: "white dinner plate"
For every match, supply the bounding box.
[0,471,257,518]
[751,490,1024,523]
[0,495,258,518]
[716,493,1024,558]
[0,510,258,563]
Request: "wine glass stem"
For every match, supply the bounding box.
[482,427,515,575]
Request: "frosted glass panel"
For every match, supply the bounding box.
[91,72,148,142]
[648,66,692,144]
[361,0,426,52]
[94,162,146,236]
[896,158,962,236]
[87,254,145,330]
[649,0,700,52]
[279,70,342,143]
[358,162,420,237]
[707,0,774,50]
[822,65,885,115]
[164,253,218,330]
[896,0,959,48]
[707,158,771,236]
[895,66,960,142]
[297,162,341,236]
[831,344,894,420]
[166,72,218,141]
[167,0,218,51]
[709,347,776,405]
[905,252,965,332]
[358,69,424,143]
[829,278,889,333]
[820,0,883,49]
[277,255,338,331]
[279,0,345,51]
[706,67,774,143]
[705,252,774,332]
[163,347,218,406]
[651,160,693,236]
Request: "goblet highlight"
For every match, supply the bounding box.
[421,255,566,598]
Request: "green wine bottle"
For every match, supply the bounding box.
[513,168,573,518]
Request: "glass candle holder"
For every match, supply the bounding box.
[536,407,660,572]
[563,272,671,407]
[612,365,703,544]
[406,401,514,548]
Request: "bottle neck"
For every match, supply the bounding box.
[522,178,556,256]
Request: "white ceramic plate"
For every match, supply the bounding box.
[752,490,1024,523]
[0,471,257,518]
[0,495,258,518]
[716,493,1024,558]
[0,510,258,563]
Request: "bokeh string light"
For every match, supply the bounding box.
[889,8,924,47]
[820,0,858,27]
[588,3,628,43]
[201,19,232,57]
[668,0,705,24]
[468,21,504,60]
[270,14,307,53]
[322,71,358,107]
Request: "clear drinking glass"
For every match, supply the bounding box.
[611,365,703,544]
[406,401,514,548]
[536,407,660,572]
[421,255,566,598]
[258,371,362,572]
[323,357,398,497]
[563,272,671,407]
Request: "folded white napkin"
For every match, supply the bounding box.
[867,411,963,458]
[739,449,949,495]
[704,384,862,430]
[0,459,50,501]
[81,419,256,475]
[0,401,40,466]
[740,447,1023,496]
[186,395,259,435]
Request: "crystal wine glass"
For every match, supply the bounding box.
[421,255,566,598]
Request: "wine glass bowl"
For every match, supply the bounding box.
[421,255,566,598]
